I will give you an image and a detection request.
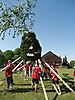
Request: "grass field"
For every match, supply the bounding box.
[0,68,75,100]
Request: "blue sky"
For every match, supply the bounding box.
[0,0,75,62]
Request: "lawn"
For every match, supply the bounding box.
[0,68,75,100]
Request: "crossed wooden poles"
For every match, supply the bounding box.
[0,57,23,85]
[0,57,21,73]
[42,60,75,99]
[0,58,75,100]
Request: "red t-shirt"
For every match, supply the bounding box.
[73,70,75,76]
[44,65,50,72]
[18,64,23,70]
[30,65,32,71]
[5,65,12,77]
[25,64,30,71]
[51,68,59,81]
[32,66,41,79]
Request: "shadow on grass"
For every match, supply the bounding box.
[46,89,58,100]
[11,87,32,93]
[53,94,58,100]
[15,83,31,86]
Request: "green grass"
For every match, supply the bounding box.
[0,68,75,100]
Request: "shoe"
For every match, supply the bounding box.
[58,92,61,95]
[10,86,14,89]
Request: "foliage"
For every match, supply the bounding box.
[12,55,19,61]
[0,0,37,39]
[0,48,21,64]
[3,50,14,61]
[63,55,68,65]
[13,47,20,56]
[20,31,42,63]
[0,49,6,65]
[69,60,75,68]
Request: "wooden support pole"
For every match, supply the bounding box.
[52,84,59,95]
[40,77,48,100]
[0,57,21,72]
[42,60,75,94]
[12,60,23,72]
[17,64,25,71]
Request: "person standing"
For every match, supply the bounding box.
[24,61,31,80]
[5,62,13,91]
[42,64,50,79]
[73,70,75,85]
[31,61,41,92]
[50,64,61,95]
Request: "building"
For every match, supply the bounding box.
[42,51,62,67]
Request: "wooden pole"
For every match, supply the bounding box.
[0,60,23,85]
[0,57,21,72]
[42,60,75,94]
[12,60,23,72]
[17,64,25,71]
[52,84,59,95]
[40,77,48,100]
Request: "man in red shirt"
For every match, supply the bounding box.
[24,61,31,80]
[50,64,61,95]
[43,64,50,79]
[31,61,41,92]
[5,60,13,91]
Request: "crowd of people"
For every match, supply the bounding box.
[3,59,62,95]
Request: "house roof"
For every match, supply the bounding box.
[42,51,62,64]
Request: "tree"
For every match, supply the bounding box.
[13,47,20,56]
[0,49,6,65]
[12,47,21,60]
[3,50,14,61]
[0,0,37,39]
[69,60,75,68]
[63,55,68,65]
[20,31,42,63]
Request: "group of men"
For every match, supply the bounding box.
[5,59,61,95]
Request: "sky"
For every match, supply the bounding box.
[0,0,75,62]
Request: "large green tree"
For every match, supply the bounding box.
[0,0,37,39]
[3,50,14,61]
[20,31,42,63]
[13,47,20,56]
[12,47,21,60]
[0,49,6,65]
[63,55,68,65]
